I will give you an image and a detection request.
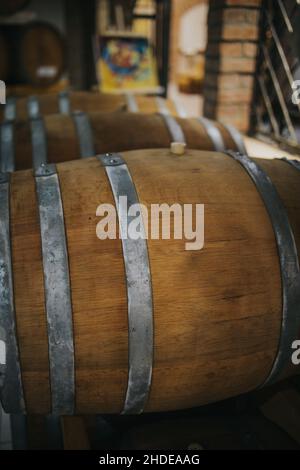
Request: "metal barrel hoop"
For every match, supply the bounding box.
[35,163,75,415]
[174,101,187,119]
[156,96,170,116]
[72,111,95,158]
[98,153,154,415]
[58,91,71,115]
[221,122,248,155]
[197,117,226,152]
[226,150,300,387]
[3,97,17,122]
[0,121,15,173]
[30,116,48,169]
[160,113,186,144]
[27,96,40,119]
[125,93,139,113]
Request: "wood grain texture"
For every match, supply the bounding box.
[10,149,300,414]
[134,95,179,116]
[9,112,239,171]
[57,159,128,414]
[10,169,51,414]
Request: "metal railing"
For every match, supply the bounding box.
[252,0,300,153]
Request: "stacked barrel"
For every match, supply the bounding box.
[0,22,65,88]
[0,87,299,443]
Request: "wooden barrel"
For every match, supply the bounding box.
[0,0,29,16]
[1,149,299,415]
[1,92,127,122]
[1,22,65,87]
[0,112,243,171]
[0,92,183,122]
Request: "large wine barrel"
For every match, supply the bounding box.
[0,112,244,171]
[0,0,29,16]
[0,149,299,415]
[0,92,183,122]
[0,22,65,87]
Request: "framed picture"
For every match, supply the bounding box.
[97,35,161,94]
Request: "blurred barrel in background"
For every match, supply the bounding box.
[0,92,127,121]
[0,91,184,122]
[0,112,243,171]
[0,22,65,87]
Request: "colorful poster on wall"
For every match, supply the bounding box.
[97,36,161,94]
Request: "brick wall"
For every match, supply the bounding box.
[203,0,262,132]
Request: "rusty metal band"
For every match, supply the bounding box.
[72,111,95,158]
[4,98,17,122]
[27,96,40,119]
[0,173,26,413]
[98,153,153,415]
[0,121,14,173]
[30,116,47,169]
[35,164,75,415]
[197,117,226,152]
[160,114,186,143]
[125,93,139,113]
[226,150,300,387]
[58,91,71,115]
